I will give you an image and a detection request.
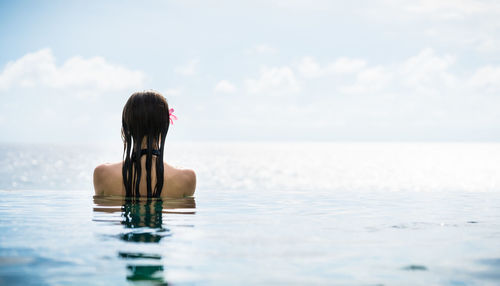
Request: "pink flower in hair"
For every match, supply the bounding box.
[169,108,178,125]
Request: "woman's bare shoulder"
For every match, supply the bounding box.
[179,168,196,196]
[93,162,123,196]
[94,162,123,176]
[164,163,196,197]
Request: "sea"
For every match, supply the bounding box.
[0,142,499,285]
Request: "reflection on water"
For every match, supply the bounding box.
[93,196,196,285]
[119,200,170,243]
[126,265,165,283]
[474,258,500,280]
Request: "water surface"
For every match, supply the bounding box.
[1,142,499,285]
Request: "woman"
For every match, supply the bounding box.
[93,90,196,198]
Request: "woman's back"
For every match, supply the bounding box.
[93,157,196,198]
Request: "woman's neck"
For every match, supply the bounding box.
[140,137,160,150]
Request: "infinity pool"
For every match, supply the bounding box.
[1,142,499,285]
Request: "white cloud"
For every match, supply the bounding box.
[214,80,237,93]
[468,66,500,92]
[242,48,493,98]
[296,57,322,78]
[245,66,300,95]
[336,48,458,95]
[400,48,456,88]
[0,48,146,92]
[339,66,393,94]
[246,49,459,96]
[174,59,199,76]
[475,36,500,53]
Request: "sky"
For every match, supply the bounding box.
[0,0,499,143]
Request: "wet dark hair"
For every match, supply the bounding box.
[122,91,169,198]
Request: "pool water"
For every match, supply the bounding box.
[0,142,500,285]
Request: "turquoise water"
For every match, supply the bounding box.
[1,142,500,285]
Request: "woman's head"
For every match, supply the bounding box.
[122,90,170,146]
[122,90,169,198]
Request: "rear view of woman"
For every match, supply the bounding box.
[93,90,196,198]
